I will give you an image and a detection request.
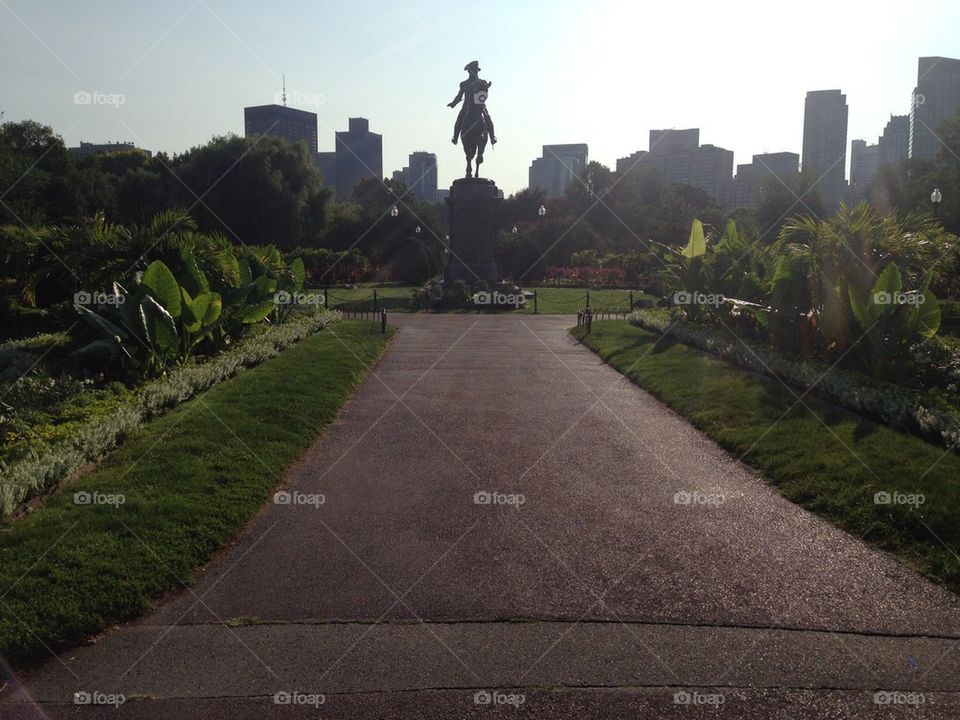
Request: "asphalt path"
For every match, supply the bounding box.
[3,314,959,718]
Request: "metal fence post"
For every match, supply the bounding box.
[373,289,378,312]
[629,290,634,312]
[534,290,538,315]
[323,286,329,308]
[586,289,590,309]
[381,308,387,334]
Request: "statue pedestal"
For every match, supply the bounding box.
[443,177,502,290]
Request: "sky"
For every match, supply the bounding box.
[1,0,959,196]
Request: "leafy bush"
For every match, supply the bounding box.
[71,245,306,378]
[658,205,957,380]
[630,308,960,450]
[0,309,341,519]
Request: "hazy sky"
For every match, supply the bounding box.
[2,0,958,196]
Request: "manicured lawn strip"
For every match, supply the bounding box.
[0,321,392,666]
[324,285,415,311]
[318,286,655,314]
[520,288,653,314]
[573,321,960,595]
[1,310,342,517]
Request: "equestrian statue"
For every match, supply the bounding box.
[448,60,497,178]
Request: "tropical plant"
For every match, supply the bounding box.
[71,244,307,377]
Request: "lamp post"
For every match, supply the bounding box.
[931,188,943,219]
[390,205,399,218]
[537,205,547,283]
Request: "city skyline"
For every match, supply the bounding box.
[2,0,959,196]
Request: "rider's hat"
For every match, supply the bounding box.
[464,60,481,72]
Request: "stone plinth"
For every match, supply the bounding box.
[443,177,502,290]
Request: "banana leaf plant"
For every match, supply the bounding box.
[847,263,941,379]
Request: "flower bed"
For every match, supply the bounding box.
[0,310,341,519]
[629,309,960,451]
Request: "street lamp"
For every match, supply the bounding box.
[931,188,943,218]
[512,225,518,235]
[415,225,421,234]
[536,205,548,284]
[390,205,399,218]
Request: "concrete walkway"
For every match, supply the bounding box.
[3,314,960,718]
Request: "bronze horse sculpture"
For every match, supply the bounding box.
[448,60,496,178]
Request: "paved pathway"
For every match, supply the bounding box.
[3,315,960,718]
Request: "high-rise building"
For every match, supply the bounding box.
[615,150,648,174]
[528,144,589,198]
[330,117,383,199]
[909,56,960,160]
[752,151,801,182]
[801,90,849,208]
[649,128,699,154]
[723,152,799,209]
[688,144,735,201]
[315,151,337,187]
[878,115,910,167]
[850,140,881,195]
[618,129,733,203]
[244,104,318,156]
[394,151,438,202]
[68,141,152,158]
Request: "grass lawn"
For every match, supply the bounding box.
[316,285,655,314]
[322,285,415,311]
[0,320,392,666]
[518,287,653,315]
[573,320,960,595]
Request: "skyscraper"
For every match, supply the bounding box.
[648,128,700,154]
[850,140,881,196]
[395,151,439,202]
[332,118,383,199]
[723,152,799,209]
[617,129,734,203]
[878,115,910,167]
[244,104,318,156]
[315,151,337,187]
[68,141,152,158]
[801,90,849,208]
[528,144,589,198]
[909,56,960,160]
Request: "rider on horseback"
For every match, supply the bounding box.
[448,60,497,145]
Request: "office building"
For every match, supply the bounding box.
[394,151,438,202]
[68,141,152,158]
[723,152,799,209]
[617,129,733,203]
[615,150,648,174]
[244,104,318,156]
[315,151,337,186]
[331,117,383,198]
[909,56,960,160]
[801,90,849,208]
[878,115,910,167]
[649,128,700,154]
[528,144,589,198]
[850,140,881,195]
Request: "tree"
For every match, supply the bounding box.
[171,134,331,249]
[755,172,826,242]
[0,120,80,225]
